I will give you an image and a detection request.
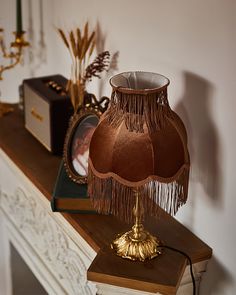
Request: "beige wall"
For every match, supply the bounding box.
[1,0,236,294]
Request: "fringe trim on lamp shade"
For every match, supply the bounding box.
[105,89,173,133]
[88,160,189,224]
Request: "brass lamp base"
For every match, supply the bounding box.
[111,189,163,262]
[111,227,162,262]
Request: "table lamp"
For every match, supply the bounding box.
[88,71,190,261]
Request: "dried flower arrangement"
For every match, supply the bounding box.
[58,22,110,113]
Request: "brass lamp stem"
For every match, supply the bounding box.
[132,190,145,240]
[134,189,143,225]
[111,189,163,261]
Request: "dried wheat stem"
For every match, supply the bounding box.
[57,23,109,112]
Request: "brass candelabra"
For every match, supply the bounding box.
[0,28,29,116]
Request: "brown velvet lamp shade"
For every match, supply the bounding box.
[88,71,190,260]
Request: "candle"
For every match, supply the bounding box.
[16,0,22,33]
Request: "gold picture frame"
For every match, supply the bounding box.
[63,94,109,184]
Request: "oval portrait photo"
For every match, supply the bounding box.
[71,114,99,177]
[63,110,100,184]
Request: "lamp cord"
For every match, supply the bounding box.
[157,245,196,295]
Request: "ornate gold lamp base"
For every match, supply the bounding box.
[111,226,162,262]
[111,190,163,262]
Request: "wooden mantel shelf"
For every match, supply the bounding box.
[0,108,212,295]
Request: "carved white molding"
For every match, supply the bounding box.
[0,186,96,295]
[0,149,97,295]
[0,210,12,295]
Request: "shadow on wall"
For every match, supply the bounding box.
[96,21,119,98]
[175,72,222,208]
[200,256,233,294]
[175,74,232,294]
